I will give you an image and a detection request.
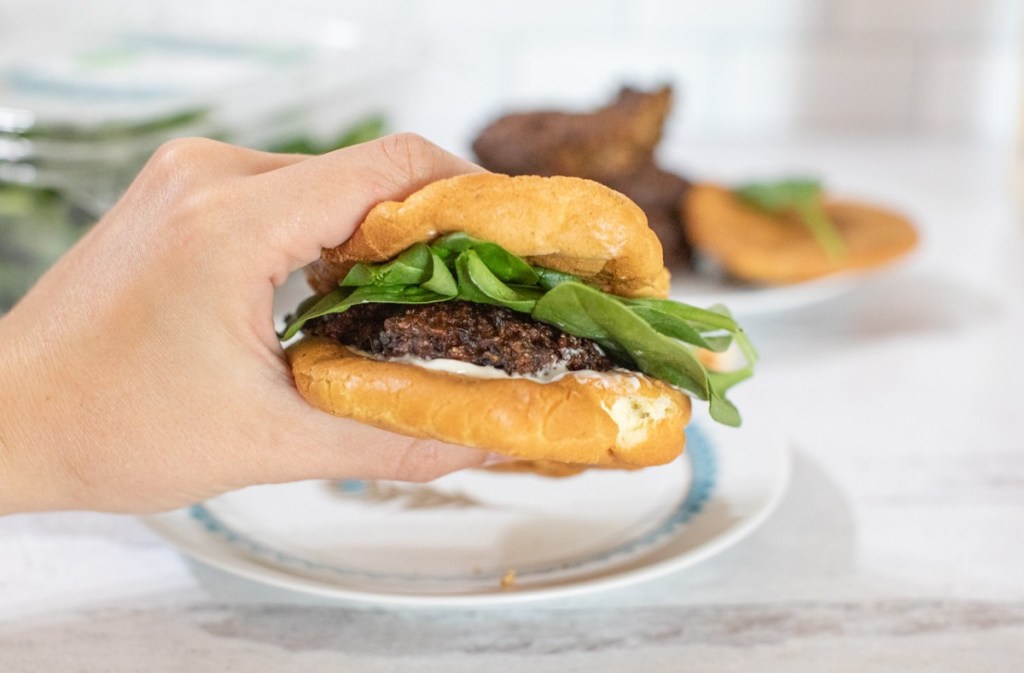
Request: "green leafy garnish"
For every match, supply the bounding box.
[282,233,756,426]
[20,107,210,141]
[735,178,847,259]
[268,115,387,155]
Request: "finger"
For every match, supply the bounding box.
[253,396,490,485]
[136,138,310,190]
[246,133,484,275]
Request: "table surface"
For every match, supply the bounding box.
[3,139,1023,672]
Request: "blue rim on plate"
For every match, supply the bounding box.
[143,416,790,606]
[186,425,717,584]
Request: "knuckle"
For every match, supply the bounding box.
[373,132,444,185]
[137,139,249,243]
[381,131,434,157]
[146,137,225,179]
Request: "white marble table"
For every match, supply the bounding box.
[3,140,1023,671]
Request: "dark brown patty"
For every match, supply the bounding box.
[305,301,616,376]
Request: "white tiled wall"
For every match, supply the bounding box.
[410,0,1021,152]
[387,0,1024,153]
[2,0,1021,150]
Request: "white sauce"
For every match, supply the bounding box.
[393,356,520,380]
[602,395,676,448]
[346,346,604,383]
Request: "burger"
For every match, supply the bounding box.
[282,173,755,473]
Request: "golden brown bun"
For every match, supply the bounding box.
[306,173,670,298]
[287,337,691,469]
[484,459,642,478]
[684,184,918,284]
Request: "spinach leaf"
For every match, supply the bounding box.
[280,288,349,340]
[281,232,757,426]
[736,178,847,258]
[423,249,458,296]
[430,234,540,286]
[280,281,452,341]
[456,250,541,313]
[471,242,539,285]
[628,306,728,352]
[429,232,476,264]
[532,282,711,402]
[534,267,579,290]
[341,242,433,287]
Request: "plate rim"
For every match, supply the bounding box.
[669,255,911,316]
[142,420,791,608]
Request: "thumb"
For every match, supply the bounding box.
[246,133,485,283]
[239,134,488,484]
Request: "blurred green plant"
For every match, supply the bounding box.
[0,185,90,310]
[268,115,387,155]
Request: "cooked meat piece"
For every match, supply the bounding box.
[306,300,618,376]
[605,164,693,267]
[471,85,693,267]
[472,86,672,183]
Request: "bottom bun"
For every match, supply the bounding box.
[483,459,643,477]
[287,337,691,468]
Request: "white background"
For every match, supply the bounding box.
[1,0,1021,153]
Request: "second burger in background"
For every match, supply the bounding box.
[685,178,919,284]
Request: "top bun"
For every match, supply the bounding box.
[306,173,670,298]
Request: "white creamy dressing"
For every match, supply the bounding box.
[394,355,536,380]
[345,346,596,383]
[602,395,676,448]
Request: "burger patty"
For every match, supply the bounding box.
[305,300,617,376]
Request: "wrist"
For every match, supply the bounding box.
[0,418,53,514]
[0,316,78,514]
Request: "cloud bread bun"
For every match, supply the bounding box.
[684,184,918,284]
[306,173,671,299]
[288,337,692,468]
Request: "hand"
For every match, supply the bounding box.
[0,133,489,514]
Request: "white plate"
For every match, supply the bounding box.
[144,419,790,607]
[669,264,894,316]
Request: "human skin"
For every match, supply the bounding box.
[0,133,491,514]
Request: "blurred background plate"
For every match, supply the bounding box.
[668,261,905,316]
